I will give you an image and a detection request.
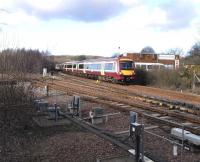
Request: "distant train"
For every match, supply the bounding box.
[56,57,135,83]
[135,62,165,71]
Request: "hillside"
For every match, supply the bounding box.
[52,55,104,63]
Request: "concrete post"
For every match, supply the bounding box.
[43,68,47,77]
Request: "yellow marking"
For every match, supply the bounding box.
[96,80,100,84]
[119,58,132,61]
[120,70,134,76]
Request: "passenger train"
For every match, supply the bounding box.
[56,56,135,83]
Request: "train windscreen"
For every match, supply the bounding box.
[120,61,133,70]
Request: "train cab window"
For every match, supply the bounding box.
[64,65,67,68]
[73,64,76,68]
[120,61,133,70]
[78,64,84,69]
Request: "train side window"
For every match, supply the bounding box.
[87,64,101,70]
[97,64,101,70]
[141,65,146,70]
[73,64,76,68]
[105,63,113,70]
[67,65,72,68]
[152,65,159,69]
[88,64,92,69]
[147,65,153,69]
[160,65,165,69]
[86,64,89,69]
[79,64,84,69]
[135,65,139,68]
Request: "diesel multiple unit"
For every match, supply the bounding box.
[56,57,135,83]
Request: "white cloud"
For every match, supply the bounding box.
[22,0,64,11]
[0,0,199,56]
[1,0,133,22]
[119,0,140,6]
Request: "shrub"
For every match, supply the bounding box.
[133,69,149,85]
[146,69,191,90]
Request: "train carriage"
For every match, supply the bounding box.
[60,56,135,83]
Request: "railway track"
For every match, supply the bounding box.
[44,74,200,114]
[58,72,200,113]
[34,74,200,135]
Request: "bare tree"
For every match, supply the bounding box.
[189,42,200,56]
[166,48,183,56]
[0,48,54,106]
[184,42,200,65]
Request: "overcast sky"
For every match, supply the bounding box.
[0,0,200,56]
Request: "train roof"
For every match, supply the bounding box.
[62,57,133,64]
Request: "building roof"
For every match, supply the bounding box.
[141,46,156,54]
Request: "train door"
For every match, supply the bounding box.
[101,62,105,75]
[83,63,86,73]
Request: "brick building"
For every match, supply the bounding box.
[124,47,179,70]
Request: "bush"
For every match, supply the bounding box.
[133,69,149,85]
[0,83,34,105]
[146,69,191,90]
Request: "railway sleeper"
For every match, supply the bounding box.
[142,94,200,111]
[143,98,200,116]
[139,99,198,116]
